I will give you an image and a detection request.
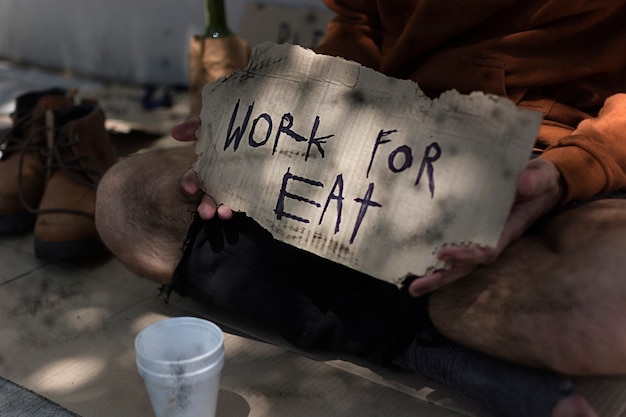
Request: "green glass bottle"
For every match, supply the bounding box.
[189,0,250,115]
[203,0,232,38]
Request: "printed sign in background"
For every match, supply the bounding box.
[239,3,334,49]
[195,43,542,286]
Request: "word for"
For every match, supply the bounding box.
[367,129,441,198]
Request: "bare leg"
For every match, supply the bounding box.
[95,146,199,283]
[429,199,626,376]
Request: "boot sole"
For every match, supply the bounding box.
[0,212,36,234]
[34,237,109,260]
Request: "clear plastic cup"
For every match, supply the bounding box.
[135,317,225,417]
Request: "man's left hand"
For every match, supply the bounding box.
[408,158,565,297]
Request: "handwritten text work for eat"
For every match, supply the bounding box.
[222,99,442,244]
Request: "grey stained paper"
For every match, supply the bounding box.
[194,42,542,286]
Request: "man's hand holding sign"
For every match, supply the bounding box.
[190,43,542,289]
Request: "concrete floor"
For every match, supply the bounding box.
[0,219,483,417]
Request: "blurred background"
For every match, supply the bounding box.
[0,0,333,134]
[0,0,331,84]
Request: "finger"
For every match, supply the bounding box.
[515,160,540,201]
[552,395,598,417]
[516,158,562,203]
[197,194,218,220]
[408,265,476,297]
[408,271,445,297]
[196,194,235,221]
[171,117,200,141]
[180,169,201,195]
[217,204,234,220]
[437,245,497,265]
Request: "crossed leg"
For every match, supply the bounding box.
[95,145,201,280]
[429,198,626,376]
[95,146,624,416]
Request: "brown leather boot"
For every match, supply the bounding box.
[34,103,118,259]
[0,88,75,232]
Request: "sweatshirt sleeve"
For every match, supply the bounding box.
[314,0,382,70]
[541,93,626,204]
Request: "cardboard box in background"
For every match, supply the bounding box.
[239,3,335,49]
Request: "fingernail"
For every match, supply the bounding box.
[409,287,423,297]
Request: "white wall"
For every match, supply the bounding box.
[0,0,329,85]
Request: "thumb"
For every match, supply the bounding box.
[180,169,201,195]
[171,117,200,142]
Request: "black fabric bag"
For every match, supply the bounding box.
[172,213,427,365]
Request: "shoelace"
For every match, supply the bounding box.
[0,111,35,160]
[17,110,97,220]
[1,89,79,159]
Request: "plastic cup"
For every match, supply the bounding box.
[135,317,225,417]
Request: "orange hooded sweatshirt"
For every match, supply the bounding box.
[315,0,626,204]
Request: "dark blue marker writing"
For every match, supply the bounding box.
[415,142,441,198]
[305,116,333,161]
[366,129,397,178]
[388,145,413,173]
[273,113,306,155]
[223,100,334,160]
[224,99,254,151]
[274,167,323,223]
[319,174,345,234]
[350,182,382,244]
[249,113,272,147]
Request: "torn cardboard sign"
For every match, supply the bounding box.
[195,42,542,287]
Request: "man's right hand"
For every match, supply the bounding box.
[171,117,234,221]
